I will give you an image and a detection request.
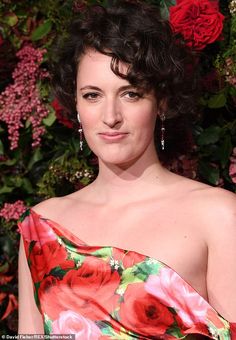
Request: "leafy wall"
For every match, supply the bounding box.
[0,0,235,333]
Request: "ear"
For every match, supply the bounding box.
[157,98,167,117]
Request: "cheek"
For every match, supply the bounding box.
[78,106,97,128]
[133,109,157,133]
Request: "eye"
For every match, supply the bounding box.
[123,91,142,101]
[82,92,100,101]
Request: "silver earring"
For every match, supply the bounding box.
[160,113,166,151]
[78,123,83,151]
[77,112,83,151]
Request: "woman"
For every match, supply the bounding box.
[18,1,236,338]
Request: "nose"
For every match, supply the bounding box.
[102,98,122,128]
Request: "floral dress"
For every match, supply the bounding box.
[18,209,236,340]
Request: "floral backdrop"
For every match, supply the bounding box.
[0,0,235,334]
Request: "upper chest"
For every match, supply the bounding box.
[55,199,208,298]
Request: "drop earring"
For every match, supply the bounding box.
[160,112,166,151]
[78,123,83,151]
[77,112,83,151]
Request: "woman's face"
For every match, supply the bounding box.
[76,50,158,166]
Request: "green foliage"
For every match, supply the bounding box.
[31,20,53,41]
[0,0,235,334]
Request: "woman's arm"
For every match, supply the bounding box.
[206,189,236,322]
[18,236,44,333]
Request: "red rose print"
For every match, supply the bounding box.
[145,268,225,337]
[145,268,209,328]
[119,282,174,336]
[38,256,120,321]
[38,275,59,301]
[30,240,74,282]
[230,323,236,338]
[112,248,146,269]
[18,211,58,245]
[170,0,224,50]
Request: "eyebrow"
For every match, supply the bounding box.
[79,85,135,91]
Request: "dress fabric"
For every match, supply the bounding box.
[18,209,235,340]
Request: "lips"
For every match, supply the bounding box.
[98,132,128,136]
[98,132,129,141]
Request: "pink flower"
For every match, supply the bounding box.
[0,45,49,149]
[52,311,102,339]
[18,211,57,245]
[229,163,236,184]
[0,200,27,221]
[145,267,209,327]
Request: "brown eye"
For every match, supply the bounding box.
[83,92,100,100]
[123,91,142,100]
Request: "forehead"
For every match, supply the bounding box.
[77,49,129,84]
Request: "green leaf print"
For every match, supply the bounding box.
[166,324,185,339]
[207,320,231,340]
[34,282,41,309]
[67,249,85,265]
[49,266,68,278]
[44,314,53,334]
[133,258,164,278]
[117,267,144,293]
[92,247,113,259]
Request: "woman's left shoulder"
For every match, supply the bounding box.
[191,185,236,321]
[192,183,236,237]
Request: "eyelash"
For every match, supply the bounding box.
[82,93,99,100]
[123,91,142,99]
[82,91,143,101]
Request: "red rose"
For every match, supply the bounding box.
[230,323,236,339]
[19,211,57,245]
[51,98,74,129]
[30,241,74,282]
[38,256,120,321]
[111,248,146,269]
[119,282,174,336]
[170,0,224,50]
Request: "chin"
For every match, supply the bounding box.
[91,143,147,167]
[98,152,141,168]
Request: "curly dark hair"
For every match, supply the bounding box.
[51,0,200,158]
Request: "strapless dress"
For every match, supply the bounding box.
[18,209,236,339]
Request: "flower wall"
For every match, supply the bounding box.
[0,0,235,333]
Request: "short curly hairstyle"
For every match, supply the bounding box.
[51,0,200,157]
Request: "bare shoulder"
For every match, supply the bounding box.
[174,175,236,232]
[195,185,235,221]
[32,186,89,221]
[32,196,64,217]
[192,185,236,320]
[189,182,236,238]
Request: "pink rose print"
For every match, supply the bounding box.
[18,211,57,245]
[52,310,102,339]
[145,267,210,327]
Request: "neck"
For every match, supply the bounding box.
[90,143,171,205]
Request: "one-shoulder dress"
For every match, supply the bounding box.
[18,209,236,339]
